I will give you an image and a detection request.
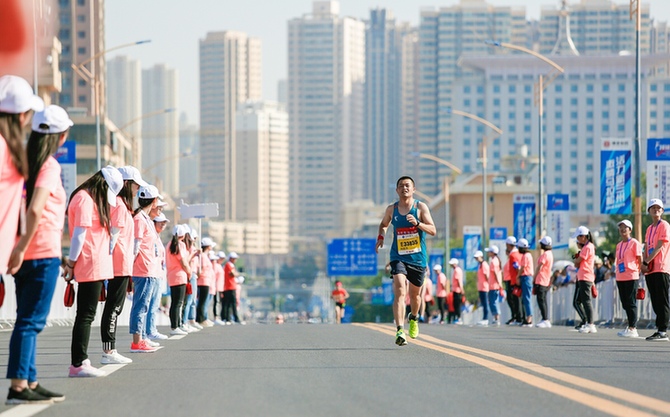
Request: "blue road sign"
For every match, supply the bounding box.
[327,238,378,276]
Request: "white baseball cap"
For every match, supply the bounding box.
[138,184,163,200]
[505,236,517,245]
[208,252,220,261]
[0,75,44,114]
[228,251,239,259]
[485,245,499,255]
[188,226,198,239]
[152,213,169,223]
[157,200,168,208]
[201,237,216,248]
[172,224,188,237]
[539,236,553,246]
[433,264,442,271]
[617,219,633,230]
[217,251,226,259]
[473,250,484,258]
[31,105,73,134]
[117,166,148,187]
[101,166,123,207]
[517,238,530,249]
[448,258,459,266]
[571,225,590,239]
[647,198,664,211]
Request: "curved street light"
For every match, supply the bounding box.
[71,39,152,171]
[485,39,564,242]
[443,107,503,248]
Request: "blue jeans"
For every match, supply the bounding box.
[7,258,60,381]
[182,274,197,322]
[520,275,533,319]
[478,291,489,320]
[146,278,161,336]
[488,290,500,317]
[130,277,156,337]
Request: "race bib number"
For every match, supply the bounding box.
[396,227,421,255]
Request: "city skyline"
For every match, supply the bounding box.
[107,0,670,126]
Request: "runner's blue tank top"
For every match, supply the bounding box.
[390,200,427,267]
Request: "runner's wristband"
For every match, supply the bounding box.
[377,234,384,241]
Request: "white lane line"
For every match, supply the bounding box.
[99,363,128,375]
[0,404,52,417]
[168,335,186,340]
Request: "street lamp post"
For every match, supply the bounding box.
[443,108,503,249]
[71,40,151,171]
[410,152,462,271]
[117,107,176,169]
[485,40,564,243]
[630,0,643,242]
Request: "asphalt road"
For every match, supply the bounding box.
[0,322,668,417]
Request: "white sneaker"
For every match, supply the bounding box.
[198,321,213,328]
[476,319,489,327]
[148,332,169,340]
[215,319,227,326]
[491,320,500,327]
[190,321,203,330]
[579,324,597,334]
[170,328,188,336]
[182,324,198,333]
[145,339,160,347]
[69,359,106,377]
[619,328,639,338]
[101,350,132,364]
[536,320,552,328]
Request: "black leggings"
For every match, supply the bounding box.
[452,291,462,320]
[72,280,103,367]
[573,281,593,324]
[616,280,638,328]
[196,285,209,323]
[535,285,549,321]
[222,289,239,322]
[436,297,446,322]
[101,276,129,351]
[170,284,186,329]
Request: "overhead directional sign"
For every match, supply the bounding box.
[327,238,377,276]
[55,141,76,202]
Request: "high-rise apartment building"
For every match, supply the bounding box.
[365,9,418,205]
[107,55,142,164]
[199,31,262,219]
[288,1,365,237]
[57,0,105,115]
[142,64,179,196]
[418,0,527,196]
[235,101,289,254]
[539,0,650,56]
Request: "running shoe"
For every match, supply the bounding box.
[579,324,597,334]
[32,384,65,402]
[130,340,158,353]
[69,359,106,377]
[5,387,53,405]
[145,339,160,348]
[618,328,639,338]
[170,327,188,336]
[148,332,169,340]
[395,329,408,346]
[645,331,669,341]
[101,349,132,364]
[476,319,489,327]
[408,316,419,339]
[189,321,204,330]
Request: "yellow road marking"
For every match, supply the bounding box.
[356,323,666,417]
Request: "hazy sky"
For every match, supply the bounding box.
[106,0,670,126]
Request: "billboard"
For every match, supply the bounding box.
[600,138,631,214]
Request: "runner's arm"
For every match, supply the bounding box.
[376,205,394,253]
[416,202,436,236]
